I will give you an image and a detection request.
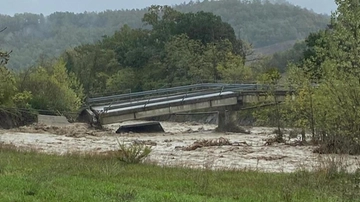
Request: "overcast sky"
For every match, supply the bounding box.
[0,0,337,16]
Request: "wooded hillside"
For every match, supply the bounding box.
[0,0,329,70]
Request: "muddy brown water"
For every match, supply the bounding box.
[0,121,359,173]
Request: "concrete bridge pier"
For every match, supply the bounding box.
[217,109,238,132]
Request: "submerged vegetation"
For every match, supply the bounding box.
[116,139,152,164]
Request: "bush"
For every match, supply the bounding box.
[116,139,152,164]
[313,135,360,155]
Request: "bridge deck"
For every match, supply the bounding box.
[84,83,292,126]
[92,91,235,114]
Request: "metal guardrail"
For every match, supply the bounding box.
[90,84,214,104]
[88,83,218,104]
[103,88,229,112]
[86,83,288,112]
[87,83,267,107]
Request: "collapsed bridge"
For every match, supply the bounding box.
[81,83,292,131]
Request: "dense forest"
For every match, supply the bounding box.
[0,0,329,70]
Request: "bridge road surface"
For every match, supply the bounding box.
[91,91,235,114]
[85,83,282,125]
[88,83,263,111]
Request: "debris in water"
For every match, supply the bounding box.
[182,137,232,151]
[116,122,165,133]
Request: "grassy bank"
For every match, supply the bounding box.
[0,147,359,202]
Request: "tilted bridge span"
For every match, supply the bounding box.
[82,83,292,130]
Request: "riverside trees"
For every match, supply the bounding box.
[282,0,360,154]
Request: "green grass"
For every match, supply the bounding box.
[0,147,359,202]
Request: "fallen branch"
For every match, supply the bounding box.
[182,137,232,151]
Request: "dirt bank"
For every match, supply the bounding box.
[0,108,37,129]
[0,121,359,173]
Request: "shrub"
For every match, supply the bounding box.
[116,138,152,164]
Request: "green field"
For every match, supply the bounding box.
[0,147,359,202]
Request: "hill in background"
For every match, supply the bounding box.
[0,0,330,69]
[0,0,337,16]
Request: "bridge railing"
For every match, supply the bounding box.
[102,86,239,112]
[86,83,278,109]
[88,83,211,105]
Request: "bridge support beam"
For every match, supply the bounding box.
[217,110,237,132]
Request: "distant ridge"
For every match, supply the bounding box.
[0,0,336,16]
[1,0,329,69]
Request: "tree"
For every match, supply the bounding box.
[255,68,284,141]
[64,44,120,95]
[283,64,316,142]
[0,27,11,66]
[203,39,234,81]
[0,27,17,106]
[174,11,237,46]
[216,52,253,83]
[106,68,137,94]
[0,66,17,106]
[142,5,182,45]
[285,0,360,154]
[143,6,245,58]
[161,34,211,85]
[21,59,84,113]
[111,26,154,69]
[301,30,329,80]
